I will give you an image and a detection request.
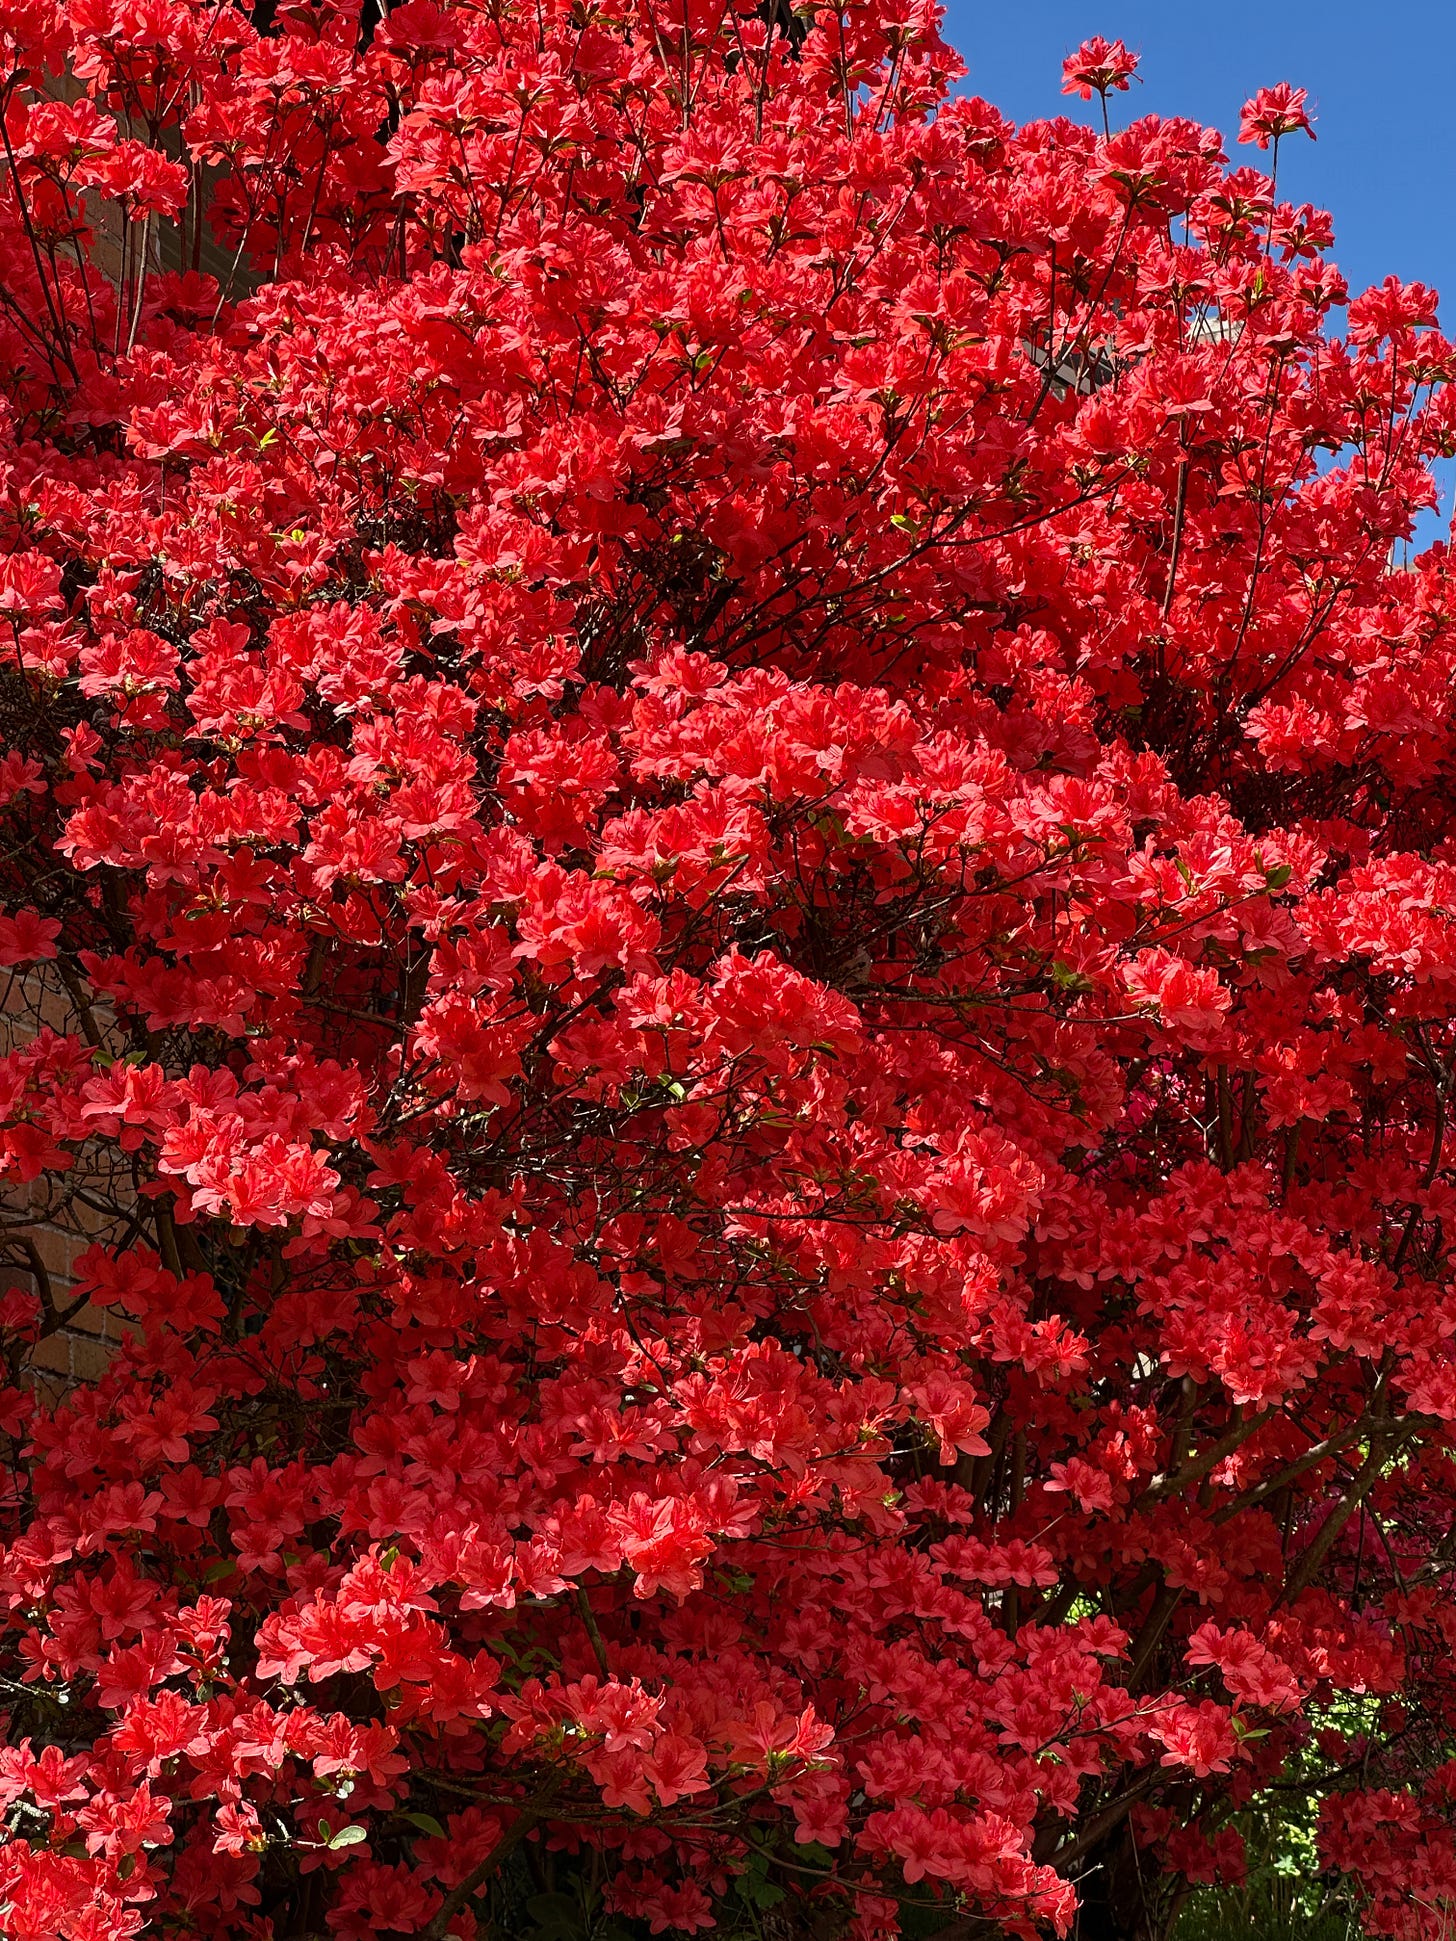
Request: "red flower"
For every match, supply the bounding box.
[1061,35,1139,101]
[0,5,1450,1939]
[1238,82,1316,147]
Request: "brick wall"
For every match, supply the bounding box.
[3,965,129,1389]
[43,66,249,301]
[3,75,256,1387]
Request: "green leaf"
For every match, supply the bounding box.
[1050,960,1094,994]
[525,1891,584,1941]
[328,1825,368,1849]
[1264,862,1293,890]
[527,1893,579,1921]
[400,1812,446,1839]
[737,1872,786,1910]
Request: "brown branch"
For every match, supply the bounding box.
[1160,457,1189,619]
[1135,1409,1274,1509]
[1278,1431,1405,1608]
[1127,1581,1183,1691]
[575,1585,611,1677]
[1211,1413,1385,1525]
[421,1779,562,1941]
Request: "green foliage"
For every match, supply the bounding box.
[1176,1881,1354,1941]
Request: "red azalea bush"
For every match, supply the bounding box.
[1,5,1456,1939]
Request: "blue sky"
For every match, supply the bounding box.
[941,1,1455,303]
[940,1,1456,540]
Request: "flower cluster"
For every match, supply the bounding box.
[0,5,1454,1941]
